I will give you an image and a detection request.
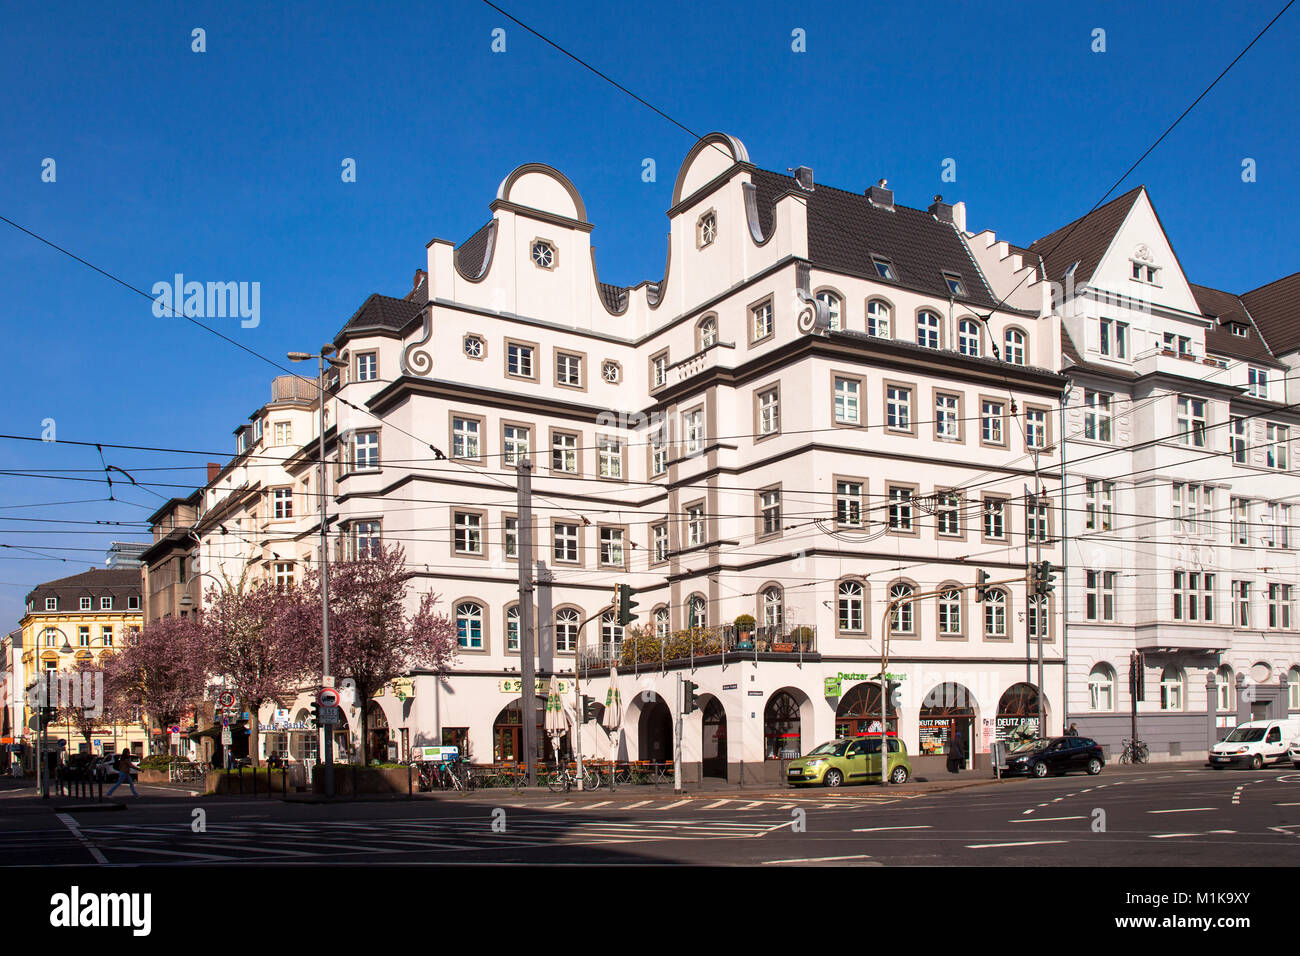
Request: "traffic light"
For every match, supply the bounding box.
[683,680,700,714]
[309,701,319,729]
[38,706,56,730]
[582,696,599,722]
[616,583,639,627]
[1031,560,1057,597]
[975,569,991,603]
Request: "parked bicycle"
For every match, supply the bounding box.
[547,764,601,793]
[1118,738,1150,764]
[418,758,474,792]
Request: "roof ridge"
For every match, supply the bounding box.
[1026,184,1145,251]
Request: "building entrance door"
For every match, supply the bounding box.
[702,698,727,778]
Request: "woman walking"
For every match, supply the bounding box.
[107,750,138,797]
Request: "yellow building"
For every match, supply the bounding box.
[15,569,147,762]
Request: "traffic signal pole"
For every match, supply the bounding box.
[674,673,683,794]
[516,460,537,788]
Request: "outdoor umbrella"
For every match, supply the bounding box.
[602,665,622,788]
[544,675,567,770]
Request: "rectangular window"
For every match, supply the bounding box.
[1248,366,1268,399]
[355,352,378,382]
[503,516,518,560]
[1231,417,1247,464]
[1099,317,1111,356]
[935,393,960,440]
[1176,396,1207,448]
[1084,480,1113,531]
[652,352,669,389]
[981,400,1004,444]
[45,597,56,611]
[599,527,625,567]
[1232,497,1249,545]
[598,437,623,479]
[759,488,782,536]
[888,486,913,532]
[1085,570,1116,622]
[80,597,91,610]
[1233,581,1250,627]
[886,386,911,431]
[757,388,780,436]
[834,377,861,425]
[1173,571,1215,622]
[936,492,961,536]
[1266,424,1289,470]
[553,523,579,563]
[272,487,293,519]
[100,595,111,610]
[751,301,773,341]
[101,626,113,647]
[273,562,295,587]
[78,625,90,647]
[503,424,530,466]
[556,352,583,388]
[1267,583,1293,629]
[1026,407,1049,449]
[686,504,705,547]
[127,595,139,610]
[835,481,863,528]
[683,409,704,454]
[551,431,578,474]
[353,431,380,470]
[273,421,293,446]
[453,513,483,555]
[506,342,535,379]
[1026,496,1049,542]
[1115,322,1128,358]
[983,498,1006,539]
[1083,390,1112,442]
[652,523,668,563]
[650,426,667,476]
[452,416,481,460]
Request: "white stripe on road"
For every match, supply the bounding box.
[659,799,692,809]
[761,854,873,864]
[741,801,768,809]
[704,799,731,809]
[1011,816,1085,822]
[852,825,931,832]
[1147,807,1215,814]
[545,802,573,809]
[55,813,107,865]
[1021,809,1035,815]
[585,801,611,808]
[623,801,651,808]
[965,840,1069,849]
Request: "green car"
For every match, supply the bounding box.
[786,736,911,787]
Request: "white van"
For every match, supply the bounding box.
[1209,719,1300,769]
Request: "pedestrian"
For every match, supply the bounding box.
[107,749,138,797]
[1066,723,1079,737]
[946,731,967,774]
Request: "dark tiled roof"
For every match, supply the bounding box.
[1190,283,1280,366]
[25,569,141,610]
[1026,186,1144,287]
[1241,272,1300,356]
[455,220,495,279]
[339,293,423,335]
[749,170,1001,310]
[597,282,628,314]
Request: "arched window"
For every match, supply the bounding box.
[505,604,520,652]
[984,588,1007,637]
[555,607,579,652]
[688,594,707,629]
[838,580,864,632]
[1088,663,1115,711]
[917,311,941,349]
[1004,328,1027,365]
[816,291,842,331]
[698,315,718,350]
[1215,665,1234,713]
[456,602,483,649]
[600,609,624,648]
[764,691,802,759]
[866,299,891,338]
[1160,665,1185,711]
[762,586,784,628]
[958,318,981,357]
[1290,666,1300,710]
[890,582,915,634]
[653,606,669,639]
[938,587,962,636]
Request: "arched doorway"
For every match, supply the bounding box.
[701,697,727,778]
[294,708,318,763]
[764,691,803,759]
[920,683,976,767]
[835,682,897,736]
[367,701,390,763]
[638,695,673,762]
[997,683,1042,744]
[492,696,562,763]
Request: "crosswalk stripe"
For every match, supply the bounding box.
[659,799,691,809]
[704,799,731,809]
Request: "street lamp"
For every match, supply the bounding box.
[289,344,347,799]
[30,624,70,799]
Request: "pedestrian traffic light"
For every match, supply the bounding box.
[975,569,991,603]
[582,696,598,722]
[616,583,639,627]
[683,680,700,714]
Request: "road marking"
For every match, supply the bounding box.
[1147,807,1215,814]
[741,801,768,810]
[1021,809,1035,815]
[779,804,795,809]
[545,802,573,809]
[659,799,692,809]
[761,854,874,865]
[704,799,731,809]
[852,825,932,832]
[1274,802,1300,806]
[1051,797,1064,803]
[55,813,107,865]
[1011,815,1085,822]
[965,840,1068,849]
[1152,831,1237,839]
[624,800,651,808]
[585,801,611,808]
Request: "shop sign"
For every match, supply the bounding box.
[823,676,842,697]
[418,745,459,761]
[380,677,414,701]
[498,678,570,694]
[747,690,763,697]
[834,672,907,682]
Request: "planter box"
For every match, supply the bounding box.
[207,769,289,795]
[771,642,795,653]
[311,766,410,795]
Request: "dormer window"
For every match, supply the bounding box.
[531,240,556,269]
[1229,324,1248,338]
[943,272,966,296]
[253,419,263,443]
[872,257,896,281]
[697,211,717,248]
[237,432,246,454]
[45,597,56,611]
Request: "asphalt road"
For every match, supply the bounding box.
[3,764,1299,866]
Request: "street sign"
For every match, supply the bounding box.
[318,688,340,708]
[318,705,341,725]
[217,691,235,709]
[220,729,232,746]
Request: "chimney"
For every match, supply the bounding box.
[792,166,814,191]
[928,194,955,223]
[409,269,427,300]
[952,201,967,233]
[867,178,894,210]
[207,462,221,483]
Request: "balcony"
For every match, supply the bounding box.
[1134,622,1232,654]
[576,623,818,675]
[671,343,733,385]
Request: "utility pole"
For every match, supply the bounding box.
[517,459,537,787]
[674,673,683,794]
[1028,474,1044,739]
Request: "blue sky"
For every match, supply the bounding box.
[0,0,1295,625]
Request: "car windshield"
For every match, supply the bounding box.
[1008,737,1049,753]
[1224,727,1266,743]
[807,741,849,757]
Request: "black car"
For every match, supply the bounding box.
[1000,736,1105,778]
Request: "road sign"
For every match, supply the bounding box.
[318,688,340,708]
[220,728,232,746]
[318,706,341,725]
[217,691,235,709]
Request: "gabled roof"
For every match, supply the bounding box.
[1025,186,1144,288]
[749,169,1002,310]
[1241,272,1300,356]
[338,293,423,336]
[1189,283,1280,366]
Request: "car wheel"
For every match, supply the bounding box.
[890,765,909,785]
[823,769,843,788]
[1031,761,1049,778]
[1086,758,1102,775]
[1251,754,1263,770]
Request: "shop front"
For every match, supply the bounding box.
[918,682,976,768]
[834,681,898,737]
[997,683,1042,746]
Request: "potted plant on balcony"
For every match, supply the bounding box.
[792,626,814,651]
[734,614,756,651]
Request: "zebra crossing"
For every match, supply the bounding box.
[515,792,911,812]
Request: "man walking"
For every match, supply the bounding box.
[107,749,138,797]
[946,732,967,774]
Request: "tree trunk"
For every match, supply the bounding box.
[246,700,261,767]
[358,704,369,766]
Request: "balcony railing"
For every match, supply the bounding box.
[576,623,817,675]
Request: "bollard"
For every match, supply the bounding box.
[408,762,413,799]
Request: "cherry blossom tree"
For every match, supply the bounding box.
[105,615,210,751]
[202,570,315,766]
[305,544,457,765]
